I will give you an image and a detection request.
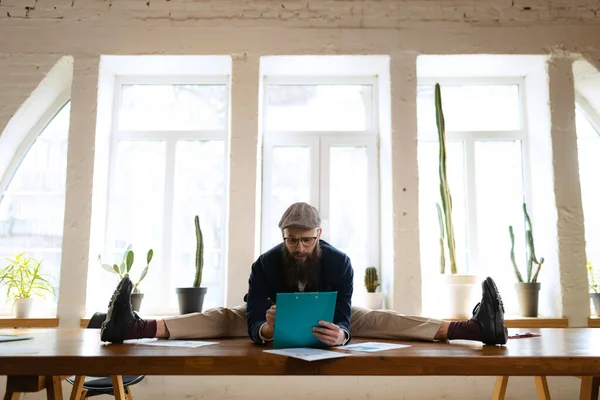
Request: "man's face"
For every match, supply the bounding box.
[282,227,322,261]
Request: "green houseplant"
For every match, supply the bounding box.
[0,252,55,318]
[176,215,208,314]
[588,261,600,316]
[509,202,544,317]
[433,83,477,318]
[364,266,384,309]
[98,245,154,312]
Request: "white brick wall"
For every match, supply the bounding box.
[0,0,599,26]
[0,54,62,138]
[0,1,598,399]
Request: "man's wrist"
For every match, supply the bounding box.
[339,327,350,346]
[259,322,274,342]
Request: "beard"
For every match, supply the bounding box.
[282,242,322,292]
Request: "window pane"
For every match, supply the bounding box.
[0,102,70,316]
[118,84,227,131]
[576,107,599,139]
[329,146,369,302]
[417,84,521,132]
[577,108,600,316]
[87,141,166,314]
[266,85,373,131]
[474,140,525,316]
[171,140,226,310]
[418,141,468,317]
[266,146,312,250]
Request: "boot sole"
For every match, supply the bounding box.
[484,277,508,345]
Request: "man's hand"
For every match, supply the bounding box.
[313,320,346,346]
[261,305,276,339]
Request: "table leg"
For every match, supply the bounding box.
[3,392,21,400]
[580,377,600,400]
[534,376,551,400]
[69,376,85,400]
[111,376,126,400]
[492,376,509,400]
[45,376,63,400]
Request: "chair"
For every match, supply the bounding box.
[67,312,145,400]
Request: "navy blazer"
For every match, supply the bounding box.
[245,240,354,344]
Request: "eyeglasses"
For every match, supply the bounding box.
[284,236,317,247]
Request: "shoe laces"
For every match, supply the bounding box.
[472,302,481,316]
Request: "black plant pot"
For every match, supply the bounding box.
[176,287,207,314]
[130,293,144,312]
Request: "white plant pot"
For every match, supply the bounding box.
[364,292,385,310]
[14,298,33,318]
[439,274,478,319]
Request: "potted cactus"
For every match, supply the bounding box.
[176,215,208,314]
[364,266,384,309]
[509,202,544,317]
[434,83,477,318]
[98,245,153,312]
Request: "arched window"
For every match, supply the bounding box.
[0,101,70,316]
[576,100,600,315]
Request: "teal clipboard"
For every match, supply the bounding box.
[273,291,337,349]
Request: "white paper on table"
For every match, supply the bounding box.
[342,342,411,352]
[264,348,352,361]
[133,339,218,348]
[0,345,42,355]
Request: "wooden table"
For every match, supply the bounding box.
[1,328,599,399]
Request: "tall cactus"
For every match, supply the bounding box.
[523,203,544,282]
[364,266,380,293]
[509,225,524,282]
[436,203,446,274]
[193,215,204,288]
[508,202,544,283]
[435,83,458,274]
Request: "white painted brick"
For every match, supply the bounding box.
[0,0,599,24]
[0,55,62,138]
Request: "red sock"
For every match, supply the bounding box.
[447,320,483,341]
[124,319,157,340]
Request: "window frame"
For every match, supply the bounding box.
[260,76,380,280]
[417,77,531,275]
[102,75,230,314]
[0,93,71,316]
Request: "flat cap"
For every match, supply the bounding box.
[278,202,321,230]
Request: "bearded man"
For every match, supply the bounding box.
[101,202,508,347]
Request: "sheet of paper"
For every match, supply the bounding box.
[264,348,352,361]
[0,334,33,343]
[342,342,411,352]
[133,339,218,348]
[0,345,41,355]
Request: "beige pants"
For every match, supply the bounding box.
[164,305,442,342]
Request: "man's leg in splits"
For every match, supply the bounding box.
[99,276,247,343]
[349,277,508,345]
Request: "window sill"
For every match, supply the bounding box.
[80,316,570,329]
[445,316,568,328]
[0,317,59,328]
[80,315,177,328]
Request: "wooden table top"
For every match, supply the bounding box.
[1,328,599,376]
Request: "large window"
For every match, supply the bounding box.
[417,82,528,317]
[0,101,70,316]
[261,79,380,303]
[576,101,600,313]
[86,79,229,315]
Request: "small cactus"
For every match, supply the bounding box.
[193,215,204,288]
[364,266,380,293]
